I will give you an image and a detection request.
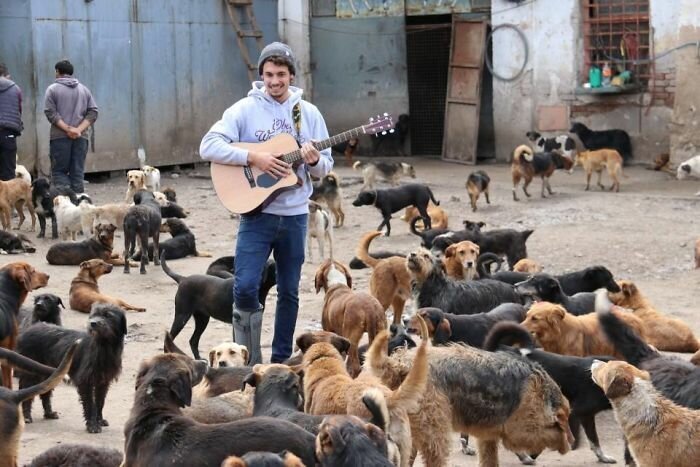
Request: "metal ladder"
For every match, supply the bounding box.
[224,0,264,81]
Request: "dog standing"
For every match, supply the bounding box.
[570,122,632,164]
[511,144,573,201]
[142,165,161,192]
[125,169,146,203]
[307,201,334,263]
[573,149,624,192]
[310,172,345,227]
[130,218,211,262]
[53,195,82,240]
[123,190,162,274]
[466,170,491,212]
[69,259,146,313]
[0,177,35,231]
[526,131,577,160]
[353,160,416,191]
[331,137,359,166]
[31,178,78,239]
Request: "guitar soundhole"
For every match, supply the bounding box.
[256,173,280,188]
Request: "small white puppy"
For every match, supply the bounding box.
[142,165,161,192]
[307,201,334,263]
[54,195,82,240]
[676,155,700,196]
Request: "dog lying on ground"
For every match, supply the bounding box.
[31,178,77,239]
[142,165,161,192]
[123,190,162,274]
[401,203,448,230]
[314,259,386,376]
[331,137,359,167]
[310,172,345,227]
[131,218,211,261]
[162,253,276,359]
[69,259,146,313]
[677,155,700,195]
[591,359,700,467]
[46,223,133,266]
[526,131,577,159]
[54,195,82,240]
[316,414,394,467]
[353,160,416,191]
[353,183,439,236]
[0,177,35,231]
[511,144,573,201]
[0,262,49,388]
[125,169,146,202]
[208,342,249,368]
[485,322,617,464]
[513,258,542,273]
[307,201,334,262]
[573,149,624,192]
[466,170,491,212]
[0,229,35,254]
[162,186,177,203]
[570,121,632,164]
[17,304,126,432]
[159,199,188,219]
[442,240,480,280]
[515,273,599,315]
[222,451,305,467]
[19,293,64,330]
[27,444,123,467]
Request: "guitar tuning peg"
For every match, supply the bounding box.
[369,117,374,122]
[383,112,388,116]
[381,131,387,135]
[389,129,395,133]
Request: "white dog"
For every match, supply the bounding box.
[677,155,700,195]
[15,164,31,184]
[78,200,98,236]
[142,165,161,192]
[125,169,146,202]
[307,201,334,263]
[54,195,83,240]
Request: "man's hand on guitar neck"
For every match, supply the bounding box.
[300,141,321,166]
[248,151,291,178]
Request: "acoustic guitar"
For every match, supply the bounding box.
[210,114,394,215]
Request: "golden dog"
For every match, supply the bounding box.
[522,301,645,358]
[0,178,35,231]
[314,259,387,377]
[591,360,700,467]
[442,240,479,280]
[400,203,448,230]
[125,169,146,202]
[573,149,624,192]
[608,280,700,353]
[208,342,249,368]
[512,258,543,274]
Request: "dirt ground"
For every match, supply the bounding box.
[10,158,700,466]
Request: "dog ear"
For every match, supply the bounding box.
[16,265,33,292]
[79,261,90,270]
[604,371,633,399]
[545,306,566,333]
[621,282,637,297]
[682,164,691,174]
[296,333,314,353]
[433,319,452,344]
[135,361,151,390]
[57,297,65,308]
[242,371,261,390]
[119,311,128,337]
[338,262,353,288]
[444,244,457,258]
[169,372,193,407]
[208,349,217,367]
[364,423,389,454]
[331,335,352,356]
[314,266,326,294]
[240,346,249,365]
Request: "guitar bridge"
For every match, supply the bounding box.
[244,166,255,188]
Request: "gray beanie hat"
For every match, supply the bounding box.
[257,42,296,76]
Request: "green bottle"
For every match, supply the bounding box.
[589,66,602,88]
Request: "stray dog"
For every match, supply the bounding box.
[92,203,130,232]
[355,231,412,324]
[162,186,177,202]
[0,344,76,467]
[407,248,522,316]
[162,253,276,359]
[0,229,35,254]
[526,131,577,159]
[307,201,334,262]
[160,199,188,219]
[316,415,393,467]
[31,177,77,239]
[442,240,480,280]
[485,322,617,464]
[123,190,162,274]
[209,342,249,367]
[358,323,417,366]
[78,199,99,235]
[591,359,700,467]
[573,149,624,192]
[371,113,410,157]
[27,444,123,467]
[19,293,64,330]
[401,203,448,230]
[69,259,146,313]
[125,169,146,202]
[466,170,491,212]
[0,262,49,388]
[511,144,573,201]
[142,165,161,191]
[408,217,451,249]
[46,223,132,266]
[608,279,700,352]
[522,301,645,358]
[17,304,126,432]
[131,218,211,261]
[352,183,439,236]
[53,194,83,240]
[649,152,673,173]
[123,351,317,466]
[677,155,700,195]
[570,122,632,164]
[314,259,387,376]
[353,160,416,191]
[515,273,599,315]
[15,163,31,184]
[222,452,305,467]
[310,172,345,227]
[408,304,526,348]
[206,255,236,279]
[512,258,542,273]
[331,137,360,166]
[0,177,35,231]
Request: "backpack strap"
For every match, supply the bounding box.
[292,102,302,141]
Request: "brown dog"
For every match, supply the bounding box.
[591,360,700,467]
[466,170,491,212]
[356,231,412,325]
[522,301,646,359]
[511,144,573,201]
[69,259,146,313]
[0,178,35,231]
[608,280,700,353]
[400,203,448,230]
[442,240,480,280]
[208,342,249,368]
[573,149,624,192]
[512,258,543,274]
[314,259,387,377]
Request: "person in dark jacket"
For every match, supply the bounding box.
[0,63,23,181]
[44,59,98,193]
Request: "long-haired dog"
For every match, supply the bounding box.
[0,177,35,231]
[310,172,345,227]
[466,170,491,212]
[17,303,126,432]
[123,190,162,274]
[570,121,632,164]
[307,201,334,263]
[591,360,700,467]
[69,259,146,313]
[31,177,77,238]
[511,144,573,201]
[27,444,123,467]
[353,160,416,191]
[314,259,387,377]
[125,169,146,202]
[142,165,161,192]
[407,248,522,316]
[573,149,624,192]
[53,195,83,240]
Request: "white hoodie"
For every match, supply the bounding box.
[200,82,333,216]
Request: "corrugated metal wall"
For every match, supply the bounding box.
[0,0,278,174]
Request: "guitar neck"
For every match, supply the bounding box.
[281,126,366,165]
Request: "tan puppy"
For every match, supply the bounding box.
[208,342,249,368]
[356,231,412,325]
[512,258,543,273]
[522,301,645,358]
[69,259,146,313]
[401,203,449,230]
[125,169,146,202]
[314,259,387,377]
[0,178,35,231]
[573,149,624,192]
[591,360,700,467]
[442,240,480,280]
[608,280,700,353]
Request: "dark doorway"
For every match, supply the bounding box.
[477,24,495,161]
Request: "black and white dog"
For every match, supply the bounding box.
[526,131,576,160]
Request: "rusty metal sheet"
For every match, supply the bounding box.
[336,0,405,18]
[405,0,474,16]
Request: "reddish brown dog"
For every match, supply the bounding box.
[69,259,146,313]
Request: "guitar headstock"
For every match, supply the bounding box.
[362,113,395,136]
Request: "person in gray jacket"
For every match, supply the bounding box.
[0,63,23,181]
[44,59,98,193]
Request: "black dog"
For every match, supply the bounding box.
[484,322,617,464]
[0,229,36,253]
[162,187,177,203]
[162,253,276,359]
[316,415,392,467]
[18,293,64,331]
[123,190,162,274]
[570,122,632,164]
[17,303,126,433]
[132,218,208,261]
[160,200,188,219]
[349,251,403,270]
[352,183,439,236]
[409,216,452,249]
[515,273,620,315]
[358,323,417,366]
[28,444,123,467]
[372,113,410,157]
[206,255,236,279]
[31,178,78,239]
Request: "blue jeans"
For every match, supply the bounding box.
[50,137,88,193]
[234,212,307,363]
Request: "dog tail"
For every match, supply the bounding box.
[388,315,429,414]
[427,187,440,206]
[483,321,536,352]
[356,231,384,269]
[409,216,424,237]
[160,251,184,284]
[353,161,365,171]
[0,347,61,378]
[476,252,502,278]
[596,290,658,365]
[11,340,77,405]
[326,172,340,186]
[362,387,390,432]
[513,144,534,163]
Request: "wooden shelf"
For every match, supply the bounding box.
[575,84,642,95]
